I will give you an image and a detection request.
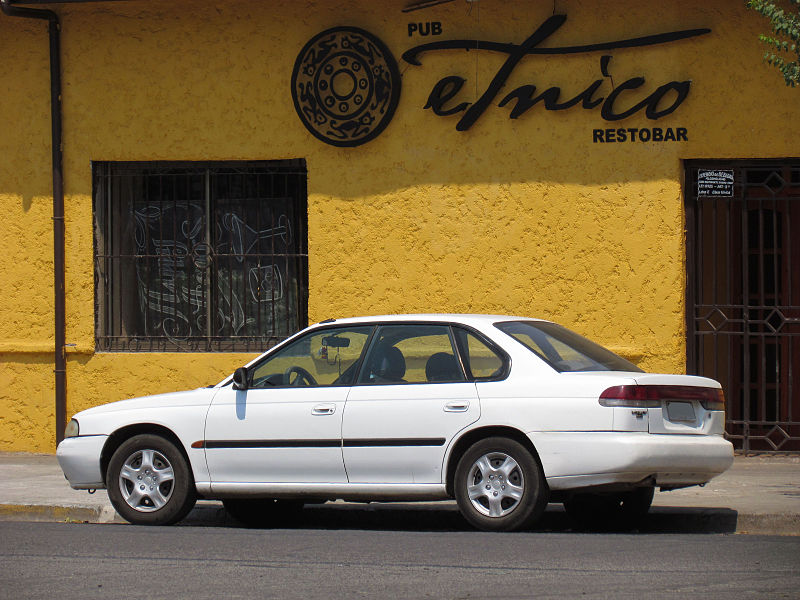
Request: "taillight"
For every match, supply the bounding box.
[599,385,661,408]
[702,388,726,412]
[599,385,725,411]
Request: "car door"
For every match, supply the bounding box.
[204,325,373,484]
[342,323,480,484]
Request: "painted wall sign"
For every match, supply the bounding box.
[405,15,709,132]
[291,15,709,146]
[698,170,735,197]
[408,22,442,37]
[291,27,401,147]
[592,127,687,143]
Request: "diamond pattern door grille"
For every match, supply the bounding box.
[686,161,800,452]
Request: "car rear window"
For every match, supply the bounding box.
[494,321,643,373]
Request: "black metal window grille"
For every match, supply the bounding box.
[686,160,800,452]
[94,160,308,352]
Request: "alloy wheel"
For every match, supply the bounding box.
[466,451,525,518]
[118,448,175,512]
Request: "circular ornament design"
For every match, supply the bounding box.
[291,27,401,147]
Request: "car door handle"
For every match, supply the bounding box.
[444,401,470,412]
[312,404,336,416]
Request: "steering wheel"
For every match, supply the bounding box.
[284,365,318,387]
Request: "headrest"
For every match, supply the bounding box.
[375,346,406,380]
[425,352,460,382]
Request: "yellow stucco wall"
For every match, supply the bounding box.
[2,0,799,451]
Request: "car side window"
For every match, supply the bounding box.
[494,320,641,372]
[249,326,373,388]
[453,327,506,380]
[357,324,466,384]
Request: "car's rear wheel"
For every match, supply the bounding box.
[106,434,196,525]
[223,498,304,528]
[454,437,548,532]
[563,487,654,530]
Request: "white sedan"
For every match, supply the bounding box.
[57,315,733,531]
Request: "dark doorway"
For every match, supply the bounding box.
[685,160,800,452]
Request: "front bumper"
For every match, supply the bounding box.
[529,431,734,491]
[56,435,109,489]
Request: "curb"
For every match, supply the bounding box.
[0,503,119,524]
[734,513,800,536]
[1,502,798,535]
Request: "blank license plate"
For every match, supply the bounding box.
[667,401,696,422]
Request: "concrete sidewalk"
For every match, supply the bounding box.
[1,452,798,534]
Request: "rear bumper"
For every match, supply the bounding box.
[528,431,734,491]
[56,435,108,489]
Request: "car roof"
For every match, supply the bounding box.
[309,314,548,328]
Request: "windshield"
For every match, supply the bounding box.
[495,321,643,373]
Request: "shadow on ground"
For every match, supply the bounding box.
[178,502,739,534]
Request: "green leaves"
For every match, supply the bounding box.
[747,0,800,86]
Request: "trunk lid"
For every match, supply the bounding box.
[632,374,723,434]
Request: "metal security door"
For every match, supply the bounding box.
[686,161,800,452]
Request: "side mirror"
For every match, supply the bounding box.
[232,366,249,391]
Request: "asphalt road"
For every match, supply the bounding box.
[1,522,798,599]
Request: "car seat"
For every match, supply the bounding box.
[425,352,463,382]
[371,346,406,382]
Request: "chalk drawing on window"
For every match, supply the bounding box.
[133,204,292,342]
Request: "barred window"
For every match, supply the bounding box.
[94,161,308,352]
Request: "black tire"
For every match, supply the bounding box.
[454,437,548,532]
[223,498,304,528]
[563,487,654,530]
[106,434,197,525]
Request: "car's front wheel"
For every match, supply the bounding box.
[454,437,548,532]
[106,434,197,525]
